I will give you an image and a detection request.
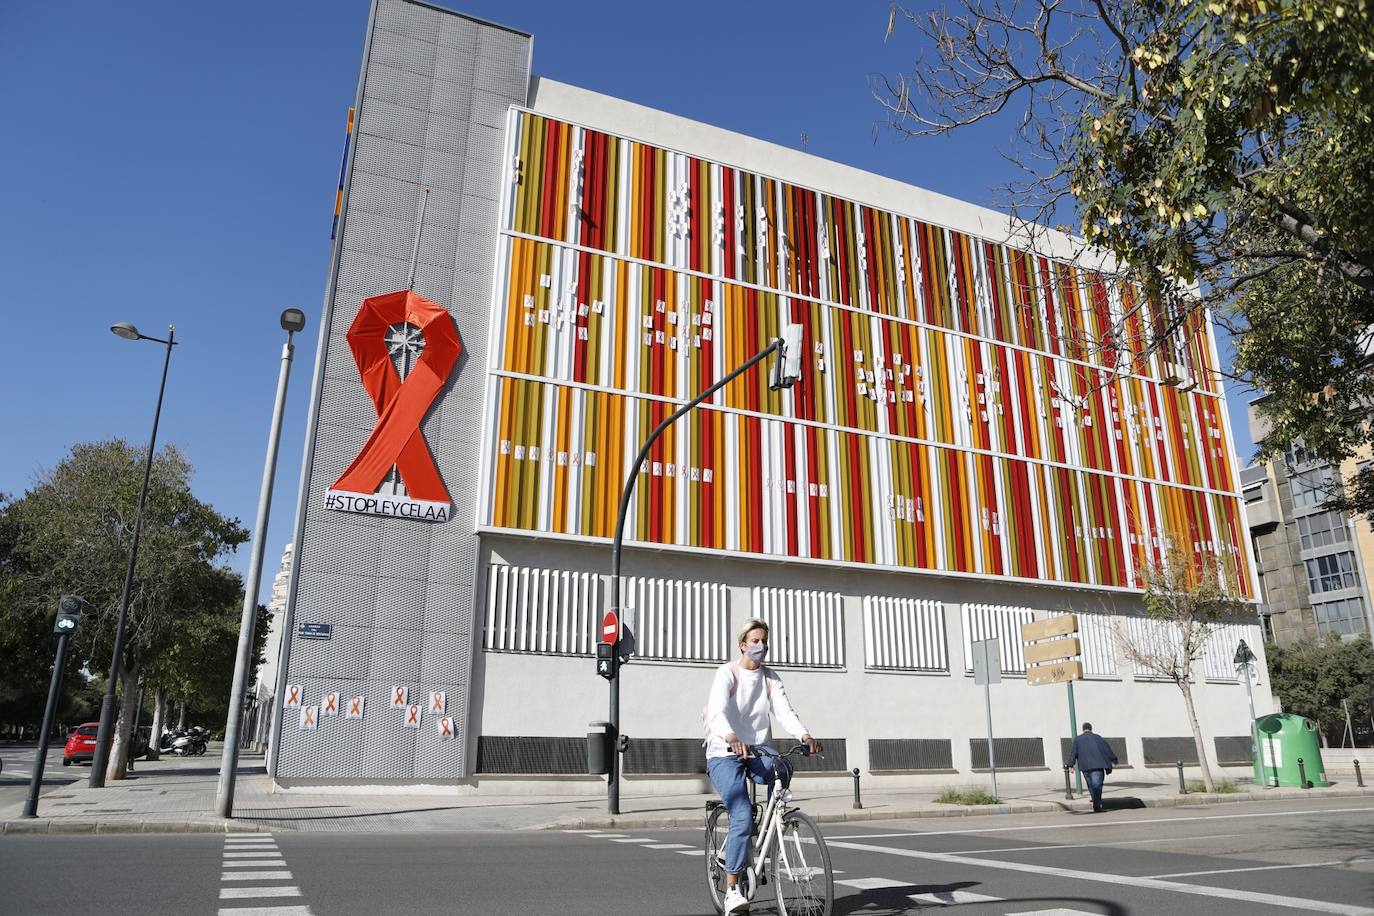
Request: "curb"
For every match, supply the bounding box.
[0,818,274,835]
[538,785,1374,830]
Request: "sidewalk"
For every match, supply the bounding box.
[3,746,1371,835]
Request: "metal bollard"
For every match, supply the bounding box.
[1355,760,1364,788]
[851,768,864,810]
[1297,757,1310,789]
[1063,765,1074,800]
[1177,760,1187,794]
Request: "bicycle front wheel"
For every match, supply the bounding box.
[704,804,730,914]
[771,810,833,916]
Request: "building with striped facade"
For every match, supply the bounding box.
[269,0,1272,792]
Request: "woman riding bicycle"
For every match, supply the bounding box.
[705,618,821,915]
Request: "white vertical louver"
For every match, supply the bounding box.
[625,575,730,662]
[1119,615,1184,680]
[1078,612,1118,677]
[863,596,948,671]
[1202,622,1255,682]
[961,604,1036,674]
[751,587,845,668]
[484,564,601,655]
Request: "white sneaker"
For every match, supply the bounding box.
[723,886,750,914]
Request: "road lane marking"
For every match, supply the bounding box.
[610,837,656,843]
[837,877,910,889]
[561,829,602,833]
[220,887,303,899]
[585,833,630,838]
[224,852,283,858]
[217,907,313,916]
[910,890,1003,905]
[222,861,288,868]
[645,843,694,850]
[1006,910,1104,915]
[223,844,278,850]
[954,832,1246,855]
[823,838,1374,915]
[1148,856,1374,878]
[223,872,293,881]
[824,805,1374,840]
[676,849,705,855]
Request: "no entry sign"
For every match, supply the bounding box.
[601,611,618,644]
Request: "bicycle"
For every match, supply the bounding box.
[704,744,834,916]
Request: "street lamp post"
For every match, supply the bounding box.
[90,323,176,788]
[216,309,305,818]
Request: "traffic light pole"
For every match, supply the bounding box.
[23,631,72,818]
[607,337,783,815]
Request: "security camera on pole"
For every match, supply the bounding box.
[604,324,804,815]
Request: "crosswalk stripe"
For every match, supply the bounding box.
[561,829,601,833]
[675,849,705,856]
[220,887,302,900]
[223,845,278,851]
[1005,910,1105,915]
[644,844,693,850]
[909,891,1004,905]
[224,852,283,859]
[216,907,313,916]
[609,838,655,843]
[222,861,288,868]
[225,835,273,841]
[223,872,293,881]
[585,833,629,838]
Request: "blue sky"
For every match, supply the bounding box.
[0,0,1258,603]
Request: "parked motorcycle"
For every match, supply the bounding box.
[159,727,208,757]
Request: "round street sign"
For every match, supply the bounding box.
[601,611,618,645]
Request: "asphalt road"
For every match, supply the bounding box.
[0,744,81,812]
[0,797,1371,915]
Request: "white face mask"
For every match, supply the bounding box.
[746,643,769,662]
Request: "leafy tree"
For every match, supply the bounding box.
[1114,549,1250,791]
[880,0,1374,510]
[1,440,246,778]
[1267,633,1374,743]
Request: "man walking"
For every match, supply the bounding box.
[1066,722,1117,812]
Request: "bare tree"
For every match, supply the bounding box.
[1114,548,1249,792]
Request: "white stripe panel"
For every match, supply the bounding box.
[625,575,729,662]
[1079,612,1117,676]
[863,596,948,671]
[752,586,845,667]
[484,564,601,655]
[961,603,1035,673]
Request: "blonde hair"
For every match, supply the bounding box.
[737,618,770,646]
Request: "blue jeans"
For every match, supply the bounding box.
[707,746,790,876]
[1084,768,1106,808]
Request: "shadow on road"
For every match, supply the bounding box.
[834,883,1127,915]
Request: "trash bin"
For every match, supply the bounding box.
[1256,713,1329,787]
[587,720,611,775]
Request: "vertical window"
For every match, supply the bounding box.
[1313,598,1370,638]
[961,604,1035,674]
[1290,467,1334,511]
[751,587,845,668]
[1305,552,1358,594]
[1297,511,1350,551]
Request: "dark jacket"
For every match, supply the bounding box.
[1067,732,1118,772]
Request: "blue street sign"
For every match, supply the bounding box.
[298,623,333,640]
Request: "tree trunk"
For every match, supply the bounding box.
[105,655,141,782]
[1180,678,1216,792]
[177,703,188,730]
[146,687,166,761]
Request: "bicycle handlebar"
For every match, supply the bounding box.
[745,743,819,760]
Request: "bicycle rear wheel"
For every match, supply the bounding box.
[771,810,833,916]
[705,804,730,914]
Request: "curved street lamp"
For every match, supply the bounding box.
[90,323,176,788]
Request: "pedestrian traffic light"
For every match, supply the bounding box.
[596,642,616,679]
[53,595,83,635]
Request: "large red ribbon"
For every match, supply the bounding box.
[331,290,462,503]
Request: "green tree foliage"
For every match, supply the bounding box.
[1267,633,1374,738]
[0,440,247,772]
[880,0,1374,509]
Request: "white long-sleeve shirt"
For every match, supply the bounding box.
[705,661,809,760]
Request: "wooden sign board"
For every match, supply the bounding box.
[1024,637,1081,666]
[1020,614,1078,643]
[1026,660,1084,686]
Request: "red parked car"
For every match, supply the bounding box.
[63,723,100,766]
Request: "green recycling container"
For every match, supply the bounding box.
[1255,713,1329,787]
